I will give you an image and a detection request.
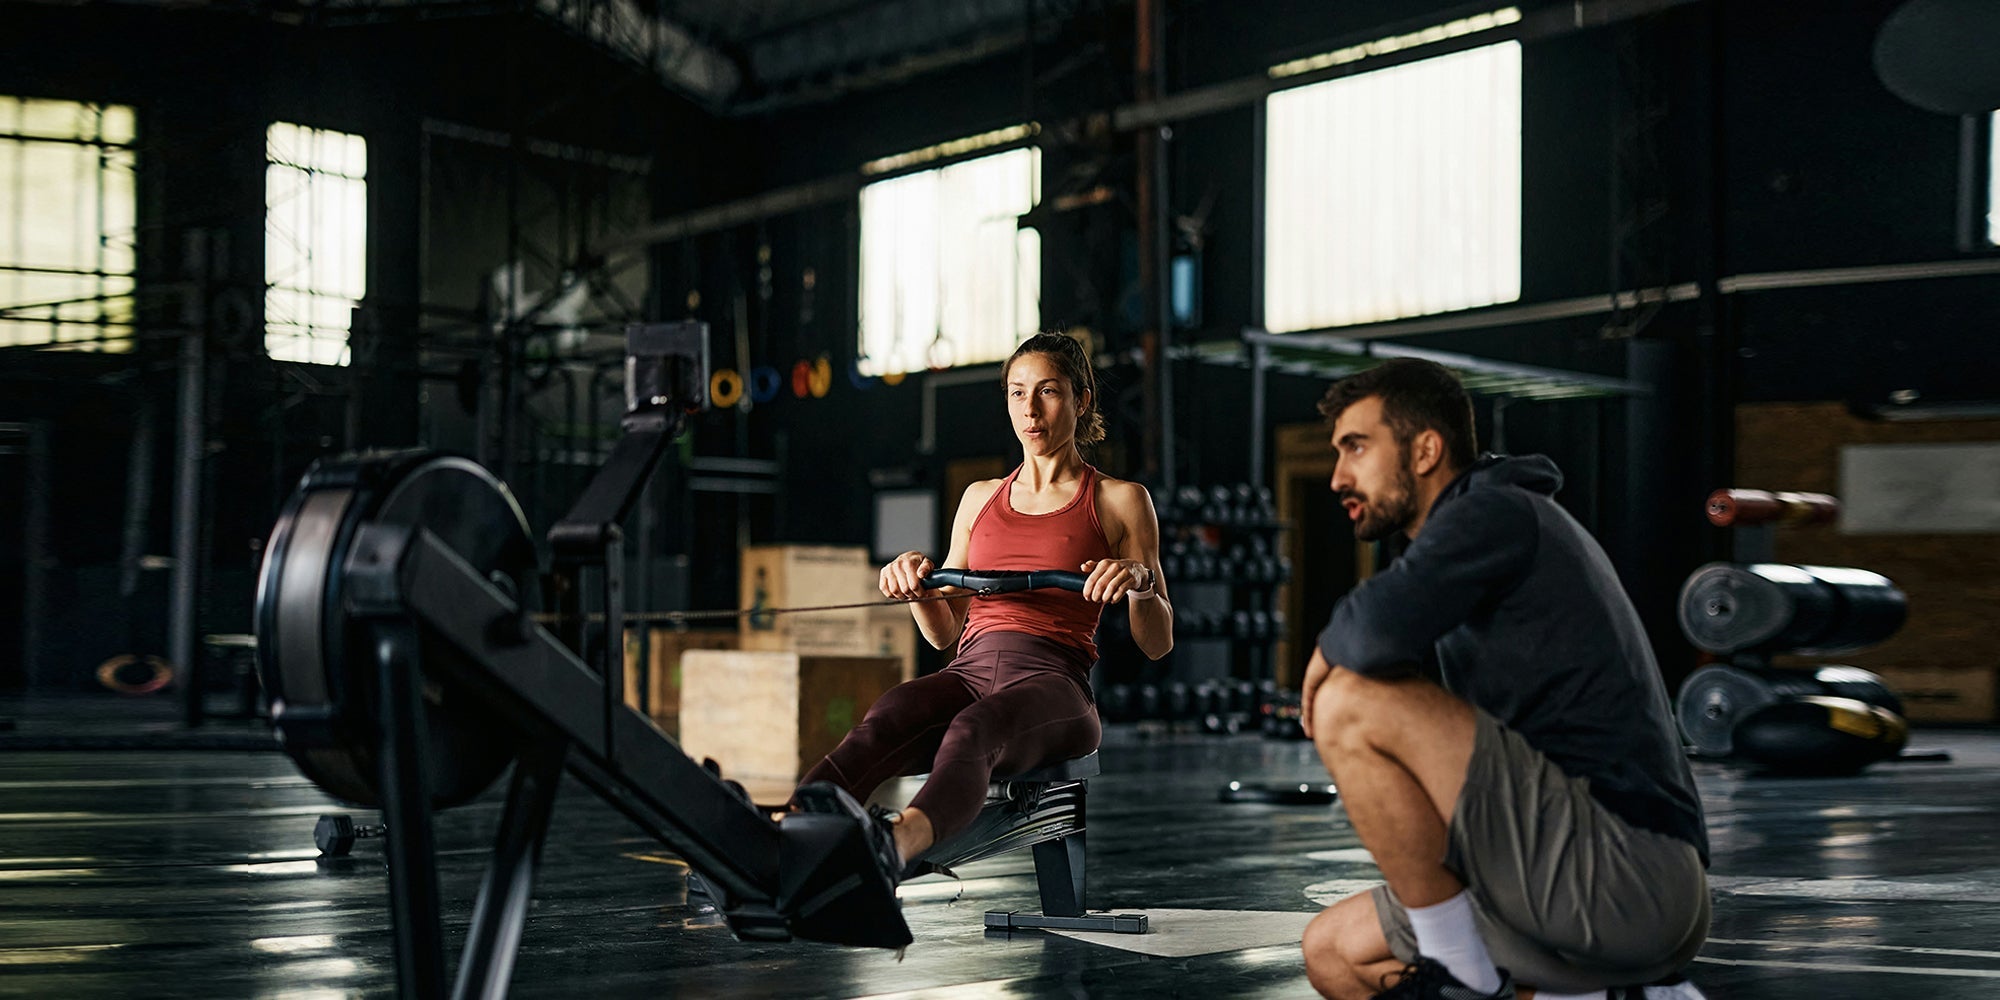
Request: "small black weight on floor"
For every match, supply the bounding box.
[314,813,386,857]
[1219,780,1337,804]
[1733,696,1908,776]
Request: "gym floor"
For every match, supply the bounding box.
[4,707,1999,999]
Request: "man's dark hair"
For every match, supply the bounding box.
[1317,358,1478,470]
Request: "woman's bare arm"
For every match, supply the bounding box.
[1087,479,1174,660]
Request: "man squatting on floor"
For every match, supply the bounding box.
[1298,359,1711,1000]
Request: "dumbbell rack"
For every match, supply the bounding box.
[1157,484,1291,691]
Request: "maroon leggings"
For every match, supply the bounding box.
[796,630,1101,844]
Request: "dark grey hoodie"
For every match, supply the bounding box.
[1317,454,1708,861]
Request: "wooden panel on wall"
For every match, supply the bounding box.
[1273,422,1373,688]
[1736,402,2000,722]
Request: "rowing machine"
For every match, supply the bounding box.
[257,322,909,1000]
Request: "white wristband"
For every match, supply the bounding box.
[1126,572,1158,601]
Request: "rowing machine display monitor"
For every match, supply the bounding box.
[256,321,912,1000]
[624,320,707,427]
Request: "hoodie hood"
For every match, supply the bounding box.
[1441,453,1564,502]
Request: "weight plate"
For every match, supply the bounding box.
[1675,664,1778,757]
[257,451,537,808]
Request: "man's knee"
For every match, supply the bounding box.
[1313,668,1402,750]
[1302,909,1357,999]
[1302,895,1388,1000]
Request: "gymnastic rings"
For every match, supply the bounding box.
[749,366,784,404]
[926,337,955,372]
[790,357,832,399]
[709,369,744,409]
[97,654,175,696]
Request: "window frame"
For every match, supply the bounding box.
[1259,38,1524,334]
[856,136,1042,376]
[0,96,138,353]
[265,120,369,367]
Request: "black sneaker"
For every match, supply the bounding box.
[864,804,907,888]
[791,782,904,890]
[1373,957,1515,1000]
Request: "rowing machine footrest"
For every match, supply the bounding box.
[770,797,912,949]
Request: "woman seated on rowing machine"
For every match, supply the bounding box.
[792,331,1174,882]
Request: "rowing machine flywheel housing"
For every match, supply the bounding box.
[255,450,540,808]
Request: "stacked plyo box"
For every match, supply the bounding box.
[736,545,874,651]
[621,627,738,735]
[680,545,919,790]
[734,544,918,680]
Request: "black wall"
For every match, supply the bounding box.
[704,0,1997,681]
[1,0,1992,692]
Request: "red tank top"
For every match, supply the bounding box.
[962,464,1114,655]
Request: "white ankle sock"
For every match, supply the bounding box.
[1645,984,1707,1000]
[1404,891,1502,994]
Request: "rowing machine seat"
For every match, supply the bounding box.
[914,750,1146,934]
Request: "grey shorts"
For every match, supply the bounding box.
[1372,710,1710,993]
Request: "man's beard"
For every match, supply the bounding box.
[1345,459,1419,543]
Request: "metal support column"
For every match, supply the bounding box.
[170,233,209,726]
[1135,0,1173,490]
[1248,337,1268,488]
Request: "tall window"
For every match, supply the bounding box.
[858,144,1040,375]
[266,122,366,365]
[0,97,136,351]
[1263,41,1522,332]
[1988,109,1999,247]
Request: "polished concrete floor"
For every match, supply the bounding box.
[3,706,1999,999]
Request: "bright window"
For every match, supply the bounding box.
[266,122,366,365]
[0,97,137,352]
[1988,109,1998,246]
[1263,41,1522,332]
[858,145,1040,375]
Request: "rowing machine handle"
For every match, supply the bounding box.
[920,569,1088,593]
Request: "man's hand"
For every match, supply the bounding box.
[880,551,937,599]
[1080,558,1153,603]
[1300,646,1333,740]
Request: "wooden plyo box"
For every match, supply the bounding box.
[679,649,903,791]
[622,627,739,733]
[736,549,920,681]
[739,544,873,651]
